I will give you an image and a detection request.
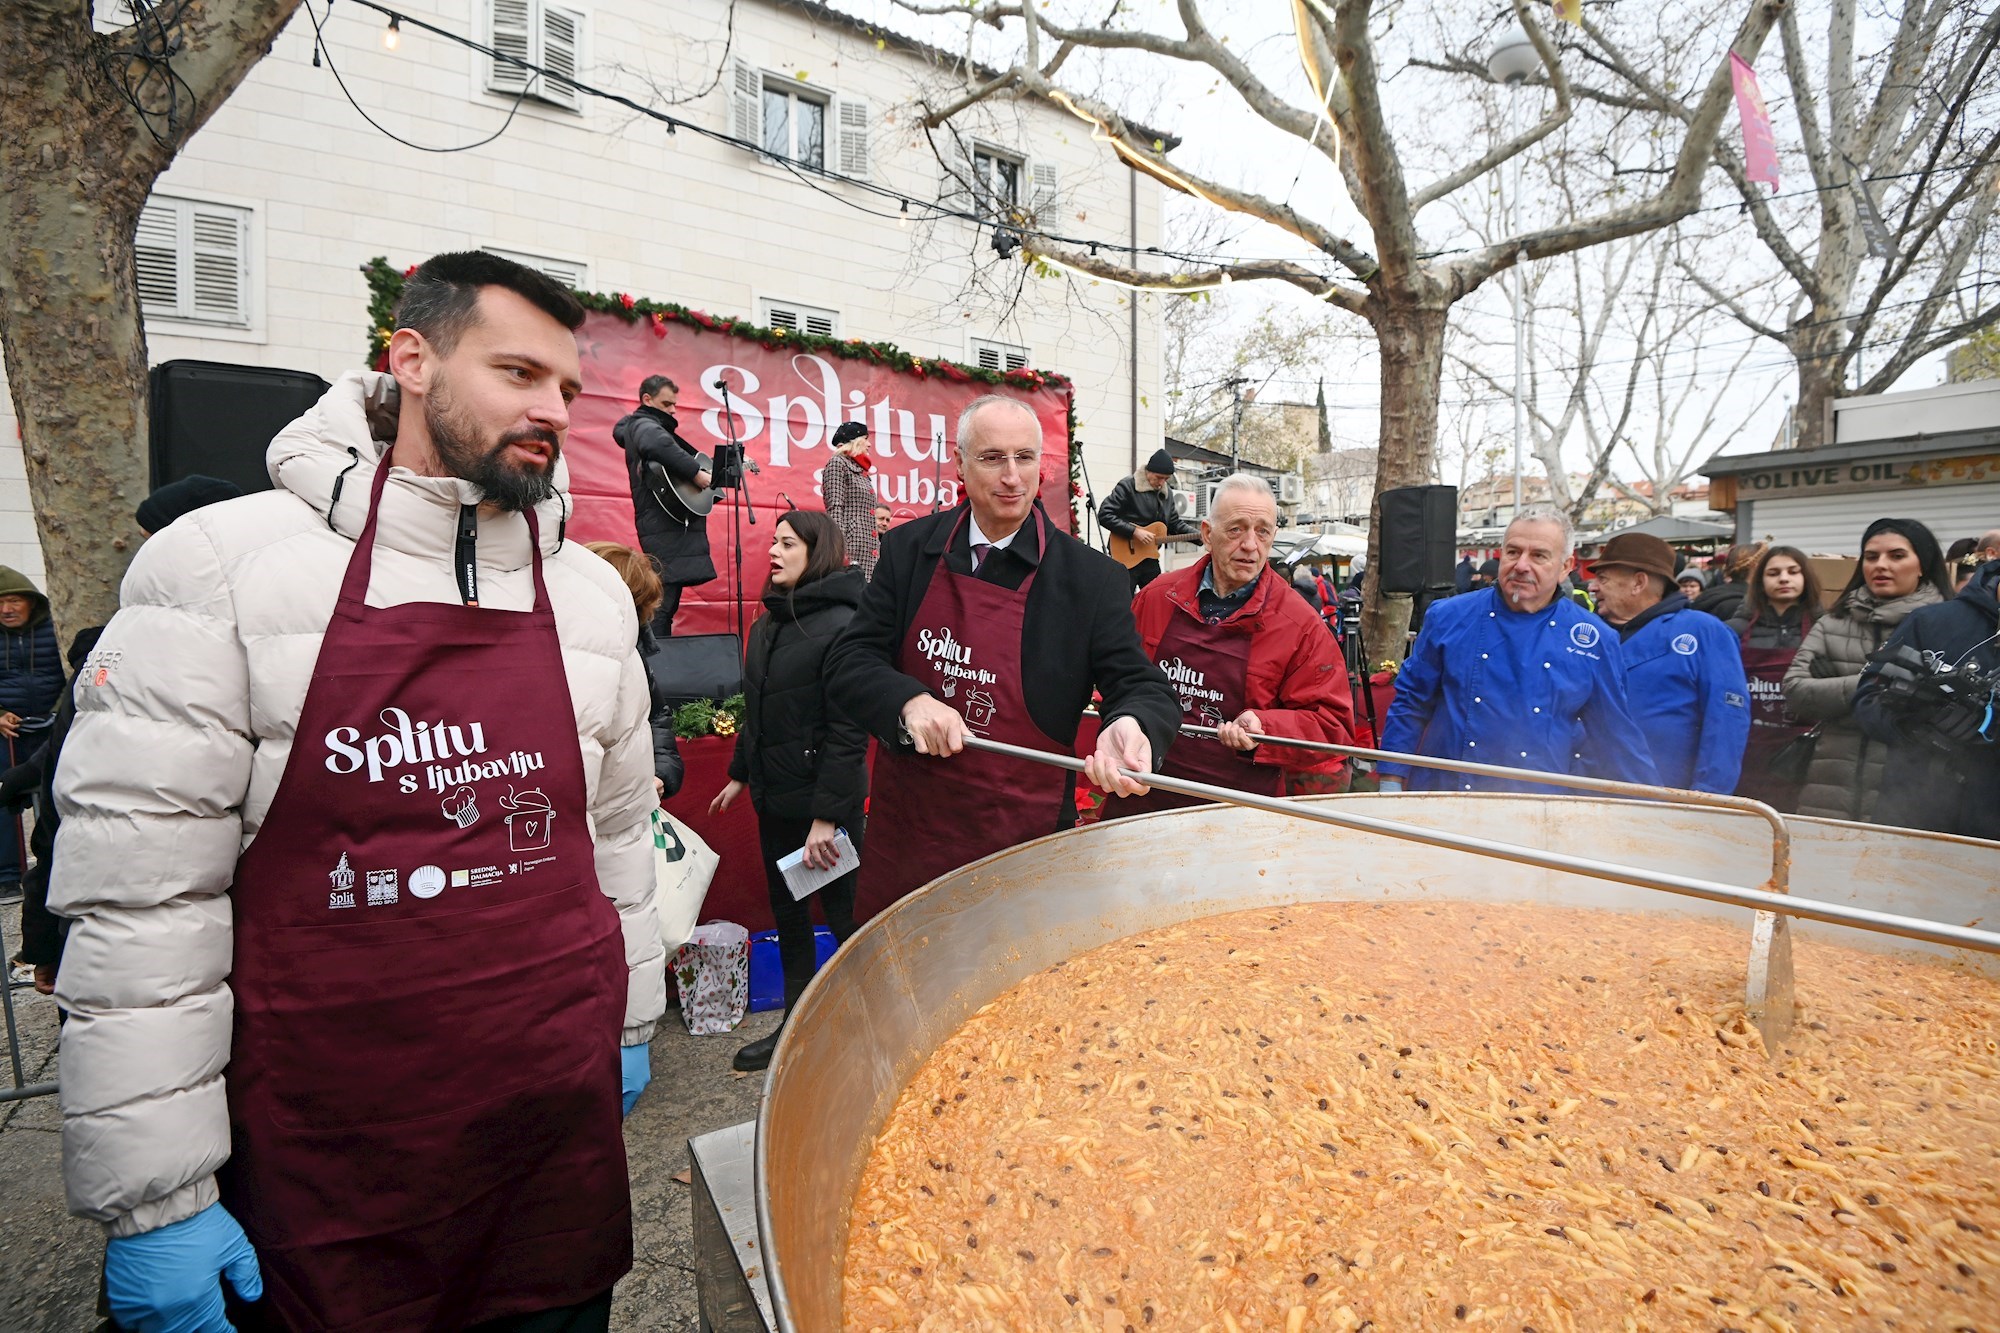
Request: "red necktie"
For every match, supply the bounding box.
[971,541,991,573]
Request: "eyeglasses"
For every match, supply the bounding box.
[967,451,1041,472]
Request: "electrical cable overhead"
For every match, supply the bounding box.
[300,0,1995,304]
[300,0,537,154]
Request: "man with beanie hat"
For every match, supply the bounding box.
[1592,531,1750,793]
[1097,447,1198,590]
[135,475,243,535]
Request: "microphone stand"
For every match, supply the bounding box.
[715,379,756,650]
[1076,446,1101,550]
[930,422,945,514]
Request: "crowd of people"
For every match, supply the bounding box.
[5,248,1994,1331]
[1387,510,2000,842]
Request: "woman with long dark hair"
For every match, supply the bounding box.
[1781,518,1951,821]
[1728,545,1822,811]
[709,510,869,1071]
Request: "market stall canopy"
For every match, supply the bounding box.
[1589,513,1734,547]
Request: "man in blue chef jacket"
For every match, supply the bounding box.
[1590,531,1750,794]
[1378,506,1658,792]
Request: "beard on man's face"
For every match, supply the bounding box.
[425,379,561,513]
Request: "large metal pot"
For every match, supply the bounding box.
[755,794,2000,1331]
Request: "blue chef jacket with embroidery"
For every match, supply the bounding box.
[1616,602,1751,794]
[1378,588,1659,791]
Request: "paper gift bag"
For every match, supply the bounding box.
[671,920,749,1036]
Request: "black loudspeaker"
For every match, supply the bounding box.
[647,633,745,711]
[149,360,331,496]
[1377,484,1458,594]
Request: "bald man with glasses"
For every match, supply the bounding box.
[824,395,1179,920]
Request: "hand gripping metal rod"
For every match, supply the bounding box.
[966,734,2000,1047]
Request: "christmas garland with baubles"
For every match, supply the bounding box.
[360,258,1086,523]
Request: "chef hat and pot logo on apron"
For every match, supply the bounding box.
[499,786,557,852]
[437,784,557,852]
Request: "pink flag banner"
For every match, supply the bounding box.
[1730,52,1780,190]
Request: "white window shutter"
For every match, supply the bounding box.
[975,345,1001,371]
[1005,347,1028,371]
[731,58,763,150]
[188,204,247,324]
[133,201,181,317]
[539,4,582,110]
[766,305,799,332]
[803,311,836,337]
[489,0,534,95]
[1029,159,1061,217]
[836,96,871,179]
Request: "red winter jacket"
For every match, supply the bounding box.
[1131,558,1355,774]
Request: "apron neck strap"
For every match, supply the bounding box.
[337,446,551,615]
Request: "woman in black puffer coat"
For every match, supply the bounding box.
[710,510,868,1071]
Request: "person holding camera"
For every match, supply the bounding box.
[1853,553,2000,841]
[1782,518,1952,823]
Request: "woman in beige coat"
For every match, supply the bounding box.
[1781,518,1951,822]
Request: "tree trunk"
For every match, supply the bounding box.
[1360,300,1451,660]
[0,0,301,642]
[0,72,154,640]
[1787,317,1850,451]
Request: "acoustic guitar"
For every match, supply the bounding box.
[642,451,721,520]
[1107,522,1203,569]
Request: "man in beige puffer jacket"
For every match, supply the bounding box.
[52,253,664,1331]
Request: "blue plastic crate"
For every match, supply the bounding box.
[747,925,840,1012]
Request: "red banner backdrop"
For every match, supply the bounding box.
[560,312,1074,636]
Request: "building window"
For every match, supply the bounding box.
[487,0,583,111]
[760,300,839,338]
[730,59,870,179]
[970,338,1029,372]
[483,247,588,289]
[973,148,1022,208]
[762,82,826,169]
[134,195,251,328]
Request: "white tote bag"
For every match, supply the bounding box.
[651,807,718,953]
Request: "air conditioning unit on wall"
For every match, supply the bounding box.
[1278,473,1305,504]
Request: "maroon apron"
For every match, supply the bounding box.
[1735,619,1810,812]
[1102,588,1283,818]
[220,455,631,1331]
[856,510,1071,921]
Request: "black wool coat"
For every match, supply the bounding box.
[824,502,1180,789]
[729,566,871,823]
[1096,475,1195,539]
[1853,560,2000,841]
[613,405,716,585]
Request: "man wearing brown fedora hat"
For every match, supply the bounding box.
[1592,531,1751,793]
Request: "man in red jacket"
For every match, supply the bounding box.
[1103,473,1353,816]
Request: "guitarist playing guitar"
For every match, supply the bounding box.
[614,375,717,634]
[1097,448,1200,591]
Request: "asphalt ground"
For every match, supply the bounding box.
[0,981,777,1332]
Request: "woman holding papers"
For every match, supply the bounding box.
[710,510,869,1071]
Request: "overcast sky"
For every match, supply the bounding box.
[834,0,1971,484]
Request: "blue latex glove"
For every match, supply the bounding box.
[105,1201,262,1333]
[621,1042,653,1116]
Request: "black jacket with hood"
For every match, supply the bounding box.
[729,565,871,823]
[0,566,63,725]
[612,404,716,584]
[1853,559,2000,841]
